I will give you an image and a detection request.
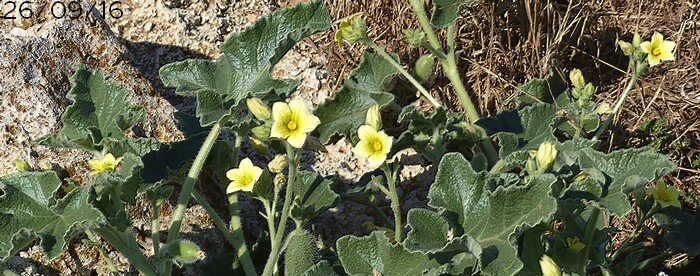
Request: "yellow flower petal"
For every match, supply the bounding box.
[639,41,652,54]
[367,153,387,168]
[299,114,321,133]
[651,32,664,45]
[287,131,307,148]
[648,55,661,67]
[272,101,291,122]
[357,125,375,140]
[539,255,561,276]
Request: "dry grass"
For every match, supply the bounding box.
[321,0,699,271]
[321,0,699,195]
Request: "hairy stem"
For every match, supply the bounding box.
[262,144,300,276]
[634,248,675,271]
[94,226,157,276]
[151,203,161,255]
[382,164,403,242]
[594,62,646,141]
[226,193,258,276]
[366,42,441,107]
[611,204,659,261]
[580,207,600,274]
[409,0,443,52]
[263,200,277,247]
[162,122,222,274]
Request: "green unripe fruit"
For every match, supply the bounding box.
[284,230,319,276]
[167,240,205,264]
[414,54,435,83]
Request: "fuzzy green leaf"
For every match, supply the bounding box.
[337,231,437,275]
[428,153,557,275]
[291,171,339,223]
[654,207,700,256]
[35,65,143,152]
[395,106,474,162]
[404,208,451,253]
[0,172,106,260]
[285,230,319,276]
[159,1,330,126]
[431,0,478,28]
[476,104,558,159]
[577,147,676,216]
[315,51,398,144]
[304,260,339,276]
[515,69,567,106]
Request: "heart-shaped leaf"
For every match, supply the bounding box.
[159,0,331,126]
[35,64,144,152]
[337,231,437,275]
[0,172,106,260]
[315,51,398,144]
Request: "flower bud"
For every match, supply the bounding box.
[334,13,367,46]
[365,104,382,130]
[573,171,588,182]
[618,40,635,57]
[249,137,271,156]
[414,54,435,83]
[536,142,557,173]
[274,173,286,188]
[595,102,612,115]
[540,255,561,276]
[247,98,271,121]
[569,68,585,88]
[539,255,561,276]
[404,29,426,47]
[268,154,288,174]
[252,125,271,140]
[14,159,31,172]
[632,32,642,46]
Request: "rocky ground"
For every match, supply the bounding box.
[0,0,435,274]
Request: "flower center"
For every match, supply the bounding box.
[652,47,661,56]
[372,141,382,151]
[287,120,298,130]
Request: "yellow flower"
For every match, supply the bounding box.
[226,158,263,193]
[567,236,585,252]
[539,255,561,276]
[88,153,123,175]
[270,99,321,148]
[535,142,558,173]
[640,32,675,67]
[650,181,681,208]
[334,13,367,47]
[353,125,393,168]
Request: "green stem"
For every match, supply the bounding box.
[382,164,402,242]
[366,42,441,108]
[580,207,600,274]
[162,122,222,274]
[409,0,443,53]
[634,249,675,271]
[611,204,659,261]
[594,62,645,141]
[86,230,119,276]
[341,194,394,229]
[262,144,300,276]
[151,203,161,255]
[575,105,586,138]
[94,226,157,276]
[263,200,277,246]
[226,193,258,276]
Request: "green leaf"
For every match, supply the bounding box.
[476,104,558,159]
[515,223,548,276]
[290,171,339,223]
[576,147,676,216]
[428,153,558,275]
[430,0,478,28]
[284,230,319,276]
[404,208,451,253]
[394,106,475,162]
[337,231,436,275]
[514,69,567,106]
[304,260,340,276]
[315,51,398,144]
[654,207,700,256]
[0,172,106,260]
[159,1,330,126]
[35,64,143,152]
